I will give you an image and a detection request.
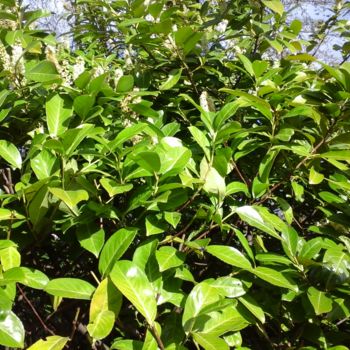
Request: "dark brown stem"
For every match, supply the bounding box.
[17,284,55,335]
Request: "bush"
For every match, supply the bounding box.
[0,0,350,349]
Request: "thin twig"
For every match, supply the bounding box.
[17,284,55,335]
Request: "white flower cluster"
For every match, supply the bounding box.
[72,56,85,80]
[0,42,11,71]
[0,19,16,30]
[0,40,26,85]
[114,67,123,85]
[200,91,216,112]
[12,41,25,76]
[215,19,228,34]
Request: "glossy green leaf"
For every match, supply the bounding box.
[235,206,280,240]
[3,267,49,289]
[100,178,133,197]
[239,294,265,323]
[0,246,21,271]
[207,277,246,298]
[73,95,95,119]
[206,245,252,270]
[193,333,229,350]
[133,151,161,173]
[262,0,284,16]
[27,336,69,350]
[0,140,22,169]
[0,209,24,221]
[156,246,186,272]
[307,287,333,315]
[159,68,182,90]
[252,267,298,292]
[182,282,222,333]
[77,226,105,258]
[110,260,157,325]
[31,149,58,180]
[309,166,324,185]
[89,278,122,322]
[44,278,95,300]
[48,188,88,211]
[188,126,211,160]
[226,182,249,196]
[116,75,134,92]
[87,310,115,340]
[98,227,138,276]
[321,150,350,161]
[46,94,73,137]
[25,60,61,83]
[109,123,147,150]
[0,311,24,348]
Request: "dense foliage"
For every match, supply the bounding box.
[0,0,350,349]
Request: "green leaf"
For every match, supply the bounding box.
[299,238,323,260]
[133,151,161,173]
[252,267,298,292]
[25,60,61,83]
[0,209,23,221]
[262,0,284,16]
[0,246,21,271]
[77,226,105,258]
[307,287,333,315]
[73,95,95,119]
[110,260,157,325]
[145,215,167,236]
[158,139,192,175]
[31,149,58,180]
[285,53,316,61]
[48,188,89,211]
[201,159,226,198]
[206,245,252,270]
[188,126,211,160]
[321,150,350,161]
[276,197,293,225]
[155,246,186,272]
[0,311,24,348]
[100,178,133,197]
[198,303,250,336]
[226,182,249,196]
[46,94,73,137]
[89,278,122,321]
[27,336,69,350]
[0,140,22,169]
[164,211,181,228]
[44,278,95,300]
[109,123,147,150]
[98,227,138,277]
[192,333,229,350]
[238,54,254,77]
[159,68,182,90]
[258,150,279,183]
[116,75,134,92]
[61,124,96,156]
[252,60,269,78]
[111,339,143,350]
[87,310,115,341]
[239,294,265,323]
[235,206,280,240]
[214,101,242,130]
[207,277,246,298]
[220,89,272,120]
[281,227,298,259]
[3,267,49,289]
[182,282,222,333]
